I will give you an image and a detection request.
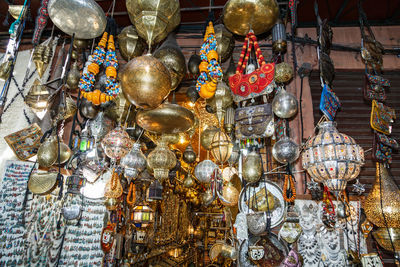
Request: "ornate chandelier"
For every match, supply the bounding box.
[302,121,365,193]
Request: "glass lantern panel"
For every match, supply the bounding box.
[325,160,337,179]
[322,132,333,145]
[324,144,336,161]
[335,144,347,160]
[337,161,347,180]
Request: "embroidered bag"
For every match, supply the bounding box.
[319,84,340,121]
[372,132,398,164]
[370,100,396,135]
[235,103,274,140]
[229,31,275,102]
[363,73,389,101]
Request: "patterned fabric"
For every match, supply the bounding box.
[319,84,340,121]
[373,132,398,164]
[32,0,50,46]
[363,74,388,101]
[370,100,396,135]
[0,160,34,266]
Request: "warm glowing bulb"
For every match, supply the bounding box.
[179,135,186,144]
[187,102,195,108]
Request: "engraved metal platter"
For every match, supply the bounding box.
[239,180,286,228]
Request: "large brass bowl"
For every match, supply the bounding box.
[222,0,279,36]
[126,0,180,46]
[136,103,195,134]
[48,0,106,39]
[372,227,400,252]
[120,55,171,110]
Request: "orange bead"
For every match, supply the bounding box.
[105,67,117,78]
[199,86,215,99]
[108,35,115,51]
[100,93,106,104]
[99,32,108,47]
[92,89,101,105]
[207,50,218,62]
[199,61,208,73]
[88,63,100,75]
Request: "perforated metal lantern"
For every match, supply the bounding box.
[101,127,133,160]
[121,143,147,180]
[210,131,233,164]
[147,140,176,182]
[194,160,218,184]
[272,136,299,164]
[132,205,155,228]
[302,121,364,193]
[272,21,287,53]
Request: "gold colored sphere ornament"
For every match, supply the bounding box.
[136,103,195,134]
[120,54,171,110]
[66,61,81,92]
[72,39,88,52]
[274,62,294,84]
[153,33,186,90]
[364,163,400,228]
[221,183,239,207]
[210,131,233,164]
[126,0,180,47]
[372,227,400,252]
[302,121,365,193]
[118,26,146,61]
[222,0,279,36]
[214,24,235,63]
[147,140,177,182]
[242,150,262,183]
[200,126,219,151]
[37,136,58,167]
[202,189,214,206]
[183,144,197,164]
[183,172,195,188]
[104,197,119,211]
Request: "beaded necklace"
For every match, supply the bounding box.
[80,19,120,105]
[196,22,222,99]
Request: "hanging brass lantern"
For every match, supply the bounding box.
[206,81,233,124]
[183,172,195,188]
[194,160,218,184]
[221,182,239,207]
[121,143,147,181]
[66,61,81,92]
[118,26,145,61]
[365,163,400,228]
[33,44,47,78]
[120,55,171,110]
[37,135,58,167]
[214,24,235,63]
[105,93,134,124]
[272,20,287,53]
[228,142,240,165]
[101,127,133,160]
[222,0,279,36]
[126,0,180,47]
[188,53,201,76]
[80,97,100,119]
[224,107,235,134]
[302,121,365,193]
[243,150,262,183]
[210,131,233,164]
[183,144,197,164]
[147,140,177,182]
[25,79,51,119]
[272,136,300,164]
[132,205,155,228]
[153,33,186,90]
[200,126,219,151]
[274,62,294,84]
[272,88,298,119]
[372,228,400,253]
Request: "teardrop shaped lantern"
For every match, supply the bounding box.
[121,143,147,180]
[147,140,177,182]
[302,121,365,193]
[66,61,81,92]
[153,33,186,91]
[242,150,262,183]
[210,131,233,164]
[183,144,197,164]
[117,26,145,61]
[206,81,233,124]
[194,160,218,184]
[101,127,133,160]
[365,163,400,228]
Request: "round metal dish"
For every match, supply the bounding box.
[48,0,106,39]
[239,180,286,228]
[136,103,195,134]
